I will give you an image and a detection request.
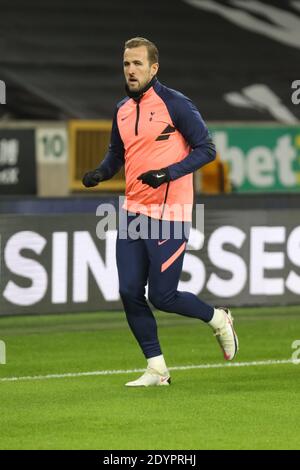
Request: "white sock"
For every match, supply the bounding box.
[147,355,168,374]
[208,308,226,330]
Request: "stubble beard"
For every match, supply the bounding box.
[127,74,151,92]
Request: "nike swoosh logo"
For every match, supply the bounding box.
[160,376,170,383]
[158,239,168,246]
[156,174,165,179]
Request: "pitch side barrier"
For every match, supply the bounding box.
[0,194,299,315]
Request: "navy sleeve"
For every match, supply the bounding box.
[164,96,216,180]
[97,107,125,180]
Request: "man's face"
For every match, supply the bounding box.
[123,46,159,92]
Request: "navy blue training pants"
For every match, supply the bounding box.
[116,213,214,358]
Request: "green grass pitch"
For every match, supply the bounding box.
[0,306,300,450]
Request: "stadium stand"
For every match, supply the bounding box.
[1,0,299,121]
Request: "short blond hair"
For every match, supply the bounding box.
[124,37,159,65]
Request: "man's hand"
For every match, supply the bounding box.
[137,168,170,189]
[82,169,105,188]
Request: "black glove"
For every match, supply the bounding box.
[82,169,105,188]
[137,168,170,189]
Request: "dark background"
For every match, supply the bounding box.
[0,0,299,121]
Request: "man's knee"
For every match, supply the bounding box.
[119,284,145,302]
[148,289,175,312]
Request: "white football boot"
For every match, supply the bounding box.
[125,367,171,387]
[209,308,239,361]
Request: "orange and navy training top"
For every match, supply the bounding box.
[99,77,216,221]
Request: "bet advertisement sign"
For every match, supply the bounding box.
[0,209,299,315]
[211,125,300,192]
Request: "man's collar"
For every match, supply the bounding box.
[125,76,158,102]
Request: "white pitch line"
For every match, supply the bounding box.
[0,359,299,383]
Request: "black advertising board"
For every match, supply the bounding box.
[0,129,36,195]
[0,206,299,315]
